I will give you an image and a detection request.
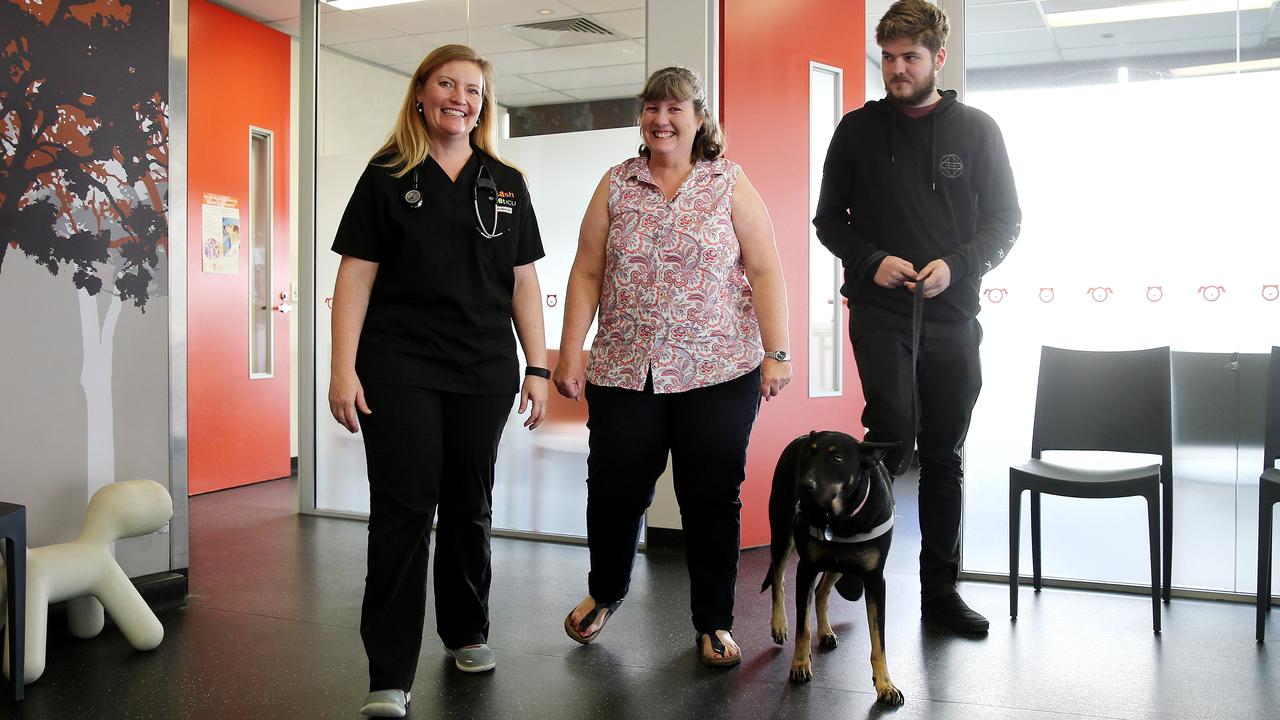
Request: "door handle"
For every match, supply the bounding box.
[273,290,292,315]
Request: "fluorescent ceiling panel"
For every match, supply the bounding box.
[324,0,421,11]
[1046,0,1274,28]
[1170,56,1280,76]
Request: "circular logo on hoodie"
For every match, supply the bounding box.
[939,154,963,178]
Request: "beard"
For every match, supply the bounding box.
[884,70,938,107]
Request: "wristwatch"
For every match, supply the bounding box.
[764,350,790,362]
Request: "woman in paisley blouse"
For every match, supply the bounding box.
[553,66,791,667]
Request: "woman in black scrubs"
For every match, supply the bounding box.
[327,44,548,719]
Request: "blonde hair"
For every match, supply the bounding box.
[876,0,950,56]
[637,66,725,162]
[374,44,501,177]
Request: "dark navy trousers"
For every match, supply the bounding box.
[583,367,761,634]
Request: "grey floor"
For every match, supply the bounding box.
[3,475,1277,720]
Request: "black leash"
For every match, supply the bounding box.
[903,286,925,476]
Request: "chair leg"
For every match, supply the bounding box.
[1030,490,1042,592]
[1260,496,1273,642]
[1010,481,1021,620]
[1162,477,1173,604]
[1146,489,1161,634]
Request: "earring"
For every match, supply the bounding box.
[415,101,423,114]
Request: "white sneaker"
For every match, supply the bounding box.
[360,689,410,717]
[445,644,496,673]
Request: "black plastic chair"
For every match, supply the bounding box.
[1009,346,1172,633]
[1257,347,1280,642]
[0,502,24,701]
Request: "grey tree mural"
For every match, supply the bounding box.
[1,0,169,501]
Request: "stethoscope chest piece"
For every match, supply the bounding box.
[403,157,503,238]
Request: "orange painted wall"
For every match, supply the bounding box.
[187,0,292,494]
[722,0,868,547]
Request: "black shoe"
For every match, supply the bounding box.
[834,573,864,602]
[921,593,989,634]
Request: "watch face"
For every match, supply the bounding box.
[769,350,789,362]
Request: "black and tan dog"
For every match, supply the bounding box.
[762,431,904,706]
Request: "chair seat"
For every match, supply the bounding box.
[1011,459,1160,499]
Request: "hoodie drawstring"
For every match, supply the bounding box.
[930,117,937,191]
[889,117,896,166]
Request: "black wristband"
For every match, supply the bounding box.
[525,366,550,379]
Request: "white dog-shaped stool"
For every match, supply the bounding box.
[2,479,173,684]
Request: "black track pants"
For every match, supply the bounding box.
[357,385,513,692]
[849,304,982,601]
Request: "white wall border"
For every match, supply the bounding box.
[168,0,190,570]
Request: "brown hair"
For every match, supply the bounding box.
[637,66,725,162]
[876,0,951,56]
[373,44,501,177]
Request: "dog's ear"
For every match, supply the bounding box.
[857,440,900,466]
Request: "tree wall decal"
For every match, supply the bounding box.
[1,0,169,502]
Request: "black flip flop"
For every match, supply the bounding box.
[696,630,742,668]
[564,598,622,645]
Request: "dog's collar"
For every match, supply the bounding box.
[809,514,894,544]
[848,474,872,517]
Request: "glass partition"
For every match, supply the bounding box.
[808,62,844,397]
[959,0,1280,594]
[310,0,647,539]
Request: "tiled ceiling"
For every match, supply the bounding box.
[212,0,645,108]
[218,0,1279,103]
[863,0,1279,76]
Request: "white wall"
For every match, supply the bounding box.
[312,50,406,513]
[309,63,640,520]
[641,0,716,532]
[496,126,638,346]
[961,72,1280,593]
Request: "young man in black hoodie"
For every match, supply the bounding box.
[814,0,1021,634]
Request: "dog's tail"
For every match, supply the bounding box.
[760,572,774,593]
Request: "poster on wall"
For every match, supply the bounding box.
[201,193,241,274]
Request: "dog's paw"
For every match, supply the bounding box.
[819,631,839,649]
[875,680,905,706]
[771,622,788,645]
[789,657,813,684]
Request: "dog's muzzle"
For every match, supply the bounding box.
[808,471,894,543]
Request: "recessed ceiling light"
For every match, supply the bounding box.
[1046,0,1272,28]
[539,8,553,14]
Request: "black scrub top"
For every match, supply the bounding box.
[332,147,545,395]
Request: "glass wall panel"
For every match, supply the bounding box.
[961,0,1280,593]
[249,129,275,378]
[808,63,843,397]
[311,1,646,539]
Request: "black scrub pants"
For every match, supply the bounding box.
[357,385,513,692]
[583,367,761,634]
[849,304,983,602]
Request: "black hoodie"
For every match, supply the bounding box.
[813,89,1021,323]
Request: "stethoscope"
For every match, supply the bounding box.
[404,157,505,239]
